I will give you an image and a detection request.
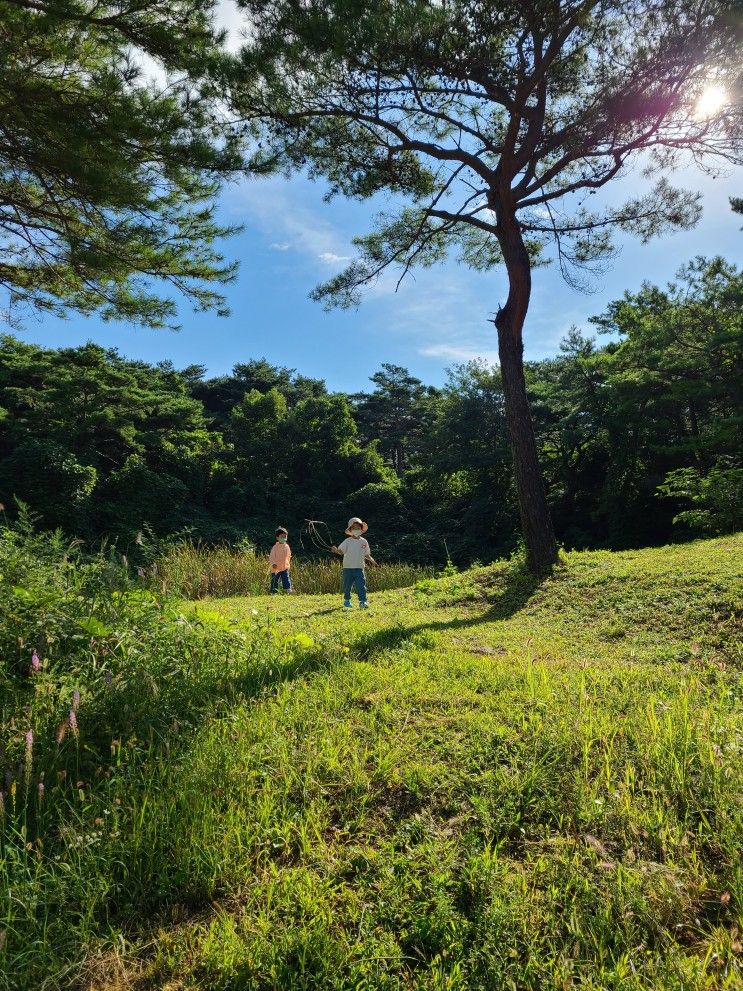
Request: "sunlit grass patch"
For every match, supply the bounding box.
[92,645,743,990]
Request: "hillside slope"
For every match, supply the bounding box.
[81,536,742,991]
[2,534,740,990]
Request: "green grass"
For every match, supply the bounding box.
[148,541,434,598]
[1,531,742,990]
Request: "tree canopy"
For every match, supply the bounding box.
[0,0,240,327]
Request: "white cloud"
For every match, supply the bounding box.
[214,0,249,52]
[132,51,168,88]
[229,178,354,269]
[225,176,585,367]
[319,251,352,264]
[420,343,500,364]
[384,267,502,361]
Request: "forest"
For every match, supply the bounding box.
[2,255,739,565]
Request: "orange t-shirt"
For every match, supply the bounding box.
[269,542,291,572]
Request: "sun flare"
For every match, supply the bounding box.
[695,83,728,120]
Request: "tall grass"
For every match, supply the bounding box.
[0,518,331,989]
[148,540,435,598]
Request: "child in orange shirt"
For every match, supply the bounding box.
[269,526,292,593]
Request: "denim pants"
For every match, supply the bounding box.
[343,568,367,603]
[270,569,292,593]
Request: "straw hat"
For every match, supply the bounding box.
[345,517,368,536]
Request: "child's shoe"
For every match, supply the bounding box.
[343,600,352,608]
[359,601,369,609]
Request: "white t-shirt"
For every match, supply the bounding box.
[338,536,370,569]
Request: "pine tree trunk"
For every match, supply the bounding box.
[495,213,558,573]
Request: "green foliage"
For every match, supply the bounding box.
[408,361,520,562]
[528,257,743,547]
[347,480,404,521]
[1,440,97,529]
[351,363,435,476]
[0,254,740,560]
[234,0,737,301]
[0,336,217,538]
[0,517,329,986]
[233,0,741,571]
[192,358,327,428]
[0,0,240,327]
[658,462,743,534]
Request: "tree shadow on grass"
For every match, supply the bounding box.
[89,568,549,989]
[61,570,549,990]
[351,565,547,659]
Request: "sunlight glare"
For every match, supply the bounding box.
[694,83,728,120]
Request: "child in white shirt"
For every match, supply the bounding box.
[331,517,376,608]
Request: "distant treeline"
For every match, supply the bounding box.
[1,257,740,564]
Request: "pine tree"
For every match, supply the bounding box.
[232,0,742,570]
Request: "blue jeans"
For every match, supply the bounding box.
[343,568,367,603]
[270,569,292,593]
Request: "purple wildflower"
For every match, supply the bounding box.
[68,709,78,736]
[31,651,41,673]
[25,730,33,761]
[72,690,81,713]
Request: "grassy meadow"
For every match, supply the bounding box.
[1,524,741,990]
[148,542,434,599]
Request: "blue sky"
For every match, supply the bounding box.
[8,1,742,394]
[15,164,740,394]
